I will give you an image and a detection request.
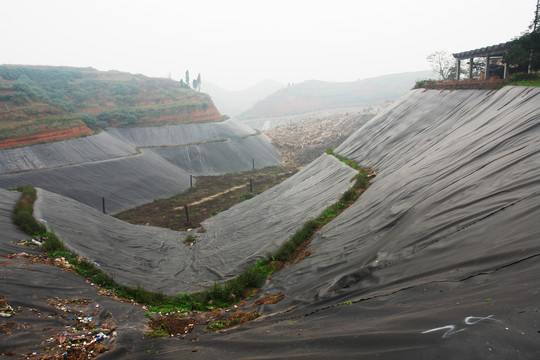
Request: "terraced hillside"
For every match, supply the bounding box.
[0,65,222,148]
[0,119,282,213]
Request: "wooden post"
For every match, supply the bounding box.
[469,57,474,79]
[485,55,491,80]
[190,174,193,187]
[456,59,461,81]
[250,179,253,193]
[184,205,189,223]
[252,158,255,170]
[102,197,105,214]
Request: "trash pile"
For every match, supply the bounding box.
[264,112,373,164]
[4,252,74,270]
[20,297,117,359]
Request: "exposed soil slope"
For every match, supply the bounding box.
[0,65,222,148]
[0,123,93,149]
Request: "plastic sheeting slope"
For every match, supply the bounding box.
[1,87,539,358]
[31,155,356,294]
[251,86,540,339]
[0,120,282,213]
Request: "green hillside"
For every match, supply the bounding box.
[0,65,222,148]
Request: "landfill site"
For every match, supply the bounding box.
[1,86,540,359]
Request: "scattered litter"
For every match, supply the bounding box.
[12,239,33,246]
[23,297,119,358]
[0,296,15,318]
[54,257,74,269]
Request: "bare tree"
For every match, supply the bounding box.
[427,51,458,80]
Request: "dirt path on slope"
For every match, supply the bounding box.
[174,183,249,209]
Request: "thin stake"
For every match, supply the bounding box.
[184,204,189,223]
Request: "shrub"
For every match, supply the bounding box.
[12,185,47,236]
[41,232,67,253]
[12,210,46,236]
[509,72,539,82]
[340,187,359,203]
[355,169,370,189]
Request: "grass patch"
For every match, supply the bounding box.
[115,165,298,230]
[326,148,360,169]
[505,73,540,87]
[147,325,170,338]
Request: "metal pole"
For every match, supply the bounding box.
[190,174,193,187]
[252,158,255,170]
[102,197,105,214]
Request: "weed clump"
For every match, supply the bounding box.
[355,169,370,189]
[12,185,47,236]
[326,148,360,169]
[205,311,261,332]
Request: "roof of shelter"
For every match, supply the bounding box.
[452,42,509,59]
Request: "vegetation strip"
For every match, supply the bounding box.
[10,152,372,335]
[505,72,540,87]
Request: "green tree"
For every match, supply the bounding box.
[504,30,540,73]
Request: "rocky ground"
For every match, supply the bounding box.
[263,111,375,165]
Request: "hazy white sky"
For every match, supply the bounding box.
[2,0,535,90]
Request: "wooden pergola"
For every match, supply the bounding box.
[453,43,509,80]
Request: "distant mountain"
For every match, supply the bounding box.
[202,80,284,117]
[238,70,433,120]
[0,65,222,148]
